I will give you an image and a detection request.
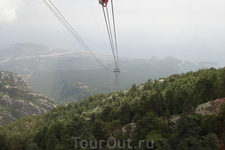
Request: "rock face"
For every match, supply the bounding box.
[196,98,225,115]
[0,70,60,125]
[169,98,225,124]
[0,70,31,91]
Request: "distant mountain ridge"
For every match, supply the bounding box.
[0,43,218,102]
[0,43,217,75]
[0,70,60,125]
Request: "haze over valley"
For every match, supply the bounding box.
[0,43,218,102]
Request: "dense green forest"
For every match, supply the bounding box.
[1,67,225,149]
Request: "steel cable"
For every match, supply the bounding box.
[43,0,109,71]
[102,6,118,69]
[110,0,119,69]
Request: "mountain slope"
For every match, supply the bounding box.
[1,67,225,149]
[0,70,60,125]
[30,56,218,102]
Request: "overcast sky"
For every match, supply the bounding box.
[0,0,225,67]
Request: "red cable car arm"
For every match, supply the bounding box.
[99,0,109,7]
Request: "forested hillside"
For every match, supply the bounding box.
[1,67,225,150]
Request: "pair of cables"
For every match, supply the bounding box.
[100,0,120,90]
[42,0,109,71]
[99,0,120,91]
[100,0,120,72]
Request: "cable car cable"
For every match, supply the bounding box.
[88,0,109,53]
[110,0,119,69]
[47,0,107,70]
[99,0,120,90]
[102,6,118,69]
[100,0,120,90]
[43,0,109,71]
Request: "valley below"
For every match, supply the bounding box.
[0,43,218,103]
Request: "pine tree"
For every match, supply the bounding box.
[92,120,106,140]
[26,142,39,150]
[101,106,112,122]
[0,134,8,150]
[132,113,141,123]
[46,134,58,150]
[165,89,175,114]
[219,68,225,97]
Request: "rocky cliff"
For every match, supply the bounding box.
[0,70,60,125]
[0,70,31,91]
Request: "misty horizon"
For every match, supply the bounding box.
[0,0,224,67]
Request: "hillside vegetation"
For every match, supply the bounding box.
[1,67,225,149]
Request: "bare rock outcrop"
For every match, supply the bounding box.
[0,70,31,91]
[0,70,60,125]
